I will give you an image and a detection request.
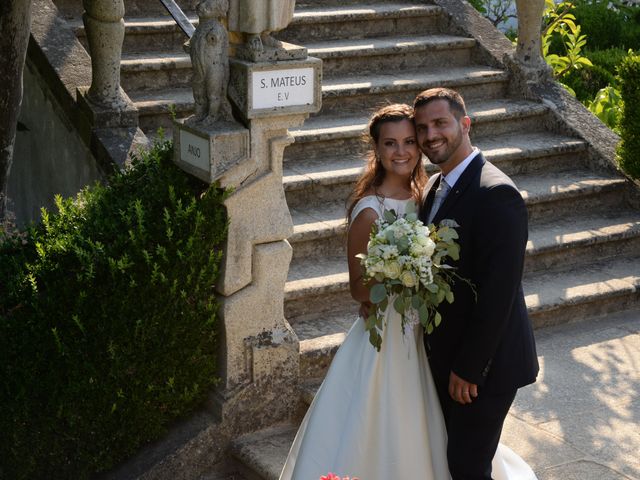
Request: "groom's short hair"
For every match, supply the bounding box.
[413,87,467,120]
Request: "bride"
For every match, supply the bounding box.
[279,104,537,479]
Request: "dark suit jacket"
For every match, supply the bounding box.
[420,153,539,394]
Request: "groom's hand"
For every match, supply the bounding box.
[449,371,478,405]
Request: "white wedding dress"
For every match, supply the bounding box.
[279,196,537,480]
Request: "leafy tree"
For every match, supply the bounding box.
[468,0,518,30]
[542,1,593,92]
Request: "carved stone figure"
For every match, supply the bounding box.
[228,0,296,54]
[187,0,233,125]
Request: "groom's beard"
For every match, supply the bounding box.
[421,124,464,167]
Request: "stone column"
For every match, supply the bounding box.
[173,42,321,431]
[82,0,127,107]
[515,0,546,70]
[77,0,139,169]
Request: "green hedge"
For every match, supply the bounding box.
[0,139,228,479]
[617,52,640,179]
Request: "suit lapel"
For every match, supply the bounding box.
[421,173,441,223]
[433,153,485,224]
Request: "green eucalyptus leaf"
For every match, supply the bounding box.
[419,305,429,325]
[411,295,422,309]
[426,283,439,293]
[383,209,397,223]
[434,311,442,327]
[379,297,389,312]
[394,295,405,314]
[370,283,387,303]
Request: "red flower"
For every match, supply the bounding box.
[320,473,359,480]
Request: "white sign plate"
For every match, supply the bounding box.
[180,129,210,172]
[252,67,314,110]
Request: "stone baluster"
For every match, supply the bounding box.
[82,0,127,107]
[515,0,546,71]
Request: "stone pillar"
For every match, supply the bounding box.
[515,0,546,70]
[82,0,127,107]
[173,42,321,431]
[77,0,140,169]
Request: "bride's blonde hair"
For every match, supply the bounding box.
[346,104,427,222]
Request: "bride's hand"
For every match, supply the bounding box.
[359,301,372,319]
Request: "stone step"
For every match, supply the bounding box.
[284,169,630,316]
[292,253,640,380]
[289,199,640,280]
[71,3,443,54]
[305,34,477,77]
[231,424,297,480]
[53,0,194,23]
[285,129,590,213]
[317,66,509,116]
[129,87,194,134]
[119,32,476,92]
[283,132,586,259]
[71,16,195,55]
[131,66,509,135]
[120,51,192,91]
[297,0,429,6]
[279,3,444,43]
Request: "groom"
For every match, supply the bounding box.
[414,87,539,479]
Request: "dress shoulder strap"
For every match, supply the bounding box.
[350,196,383,224]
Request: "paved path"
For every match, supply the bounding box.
[210,310,640,479]
[504,309,640,480]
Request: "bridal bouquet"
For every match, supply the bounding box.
[356,202,462,351]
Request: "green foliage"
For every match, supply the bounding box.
[587,85,623,133]
[563,47,630,102]
[563,59,617,102]
[542,0,593,85]
[616,52,640,178]
[0,139,228,479]
[587,48,631,77]
[570,0,640,50]
[619,4,640,50]
[571,1,623,50]
[467,0,486,14]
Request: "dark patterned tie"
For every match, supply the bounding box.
[427,178,451,224]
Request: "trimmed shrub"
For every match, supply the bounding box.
[563,62,615,102]
[617,52,640,178]
[619,3,640,50]
[587,48,633,77]
[572,1,623,50]
[0,139,228,479]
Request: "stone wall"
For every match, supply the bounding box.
[9,60,103,226]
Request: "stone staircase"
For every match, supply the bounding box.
[52,0,640,478]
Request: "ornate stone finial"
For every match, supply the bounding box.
[228,0,302,61]
[186,0,234,125]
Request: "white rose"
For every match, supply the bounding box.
[423,238,436,257]
[399,270,417,288]
[383,260,402,279]
[370,260,385,274]
[381,245,399,260]
[415,231,430,245]
[409,242,426,256]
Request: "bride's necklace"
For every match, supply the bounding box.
[373,188,412,202]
